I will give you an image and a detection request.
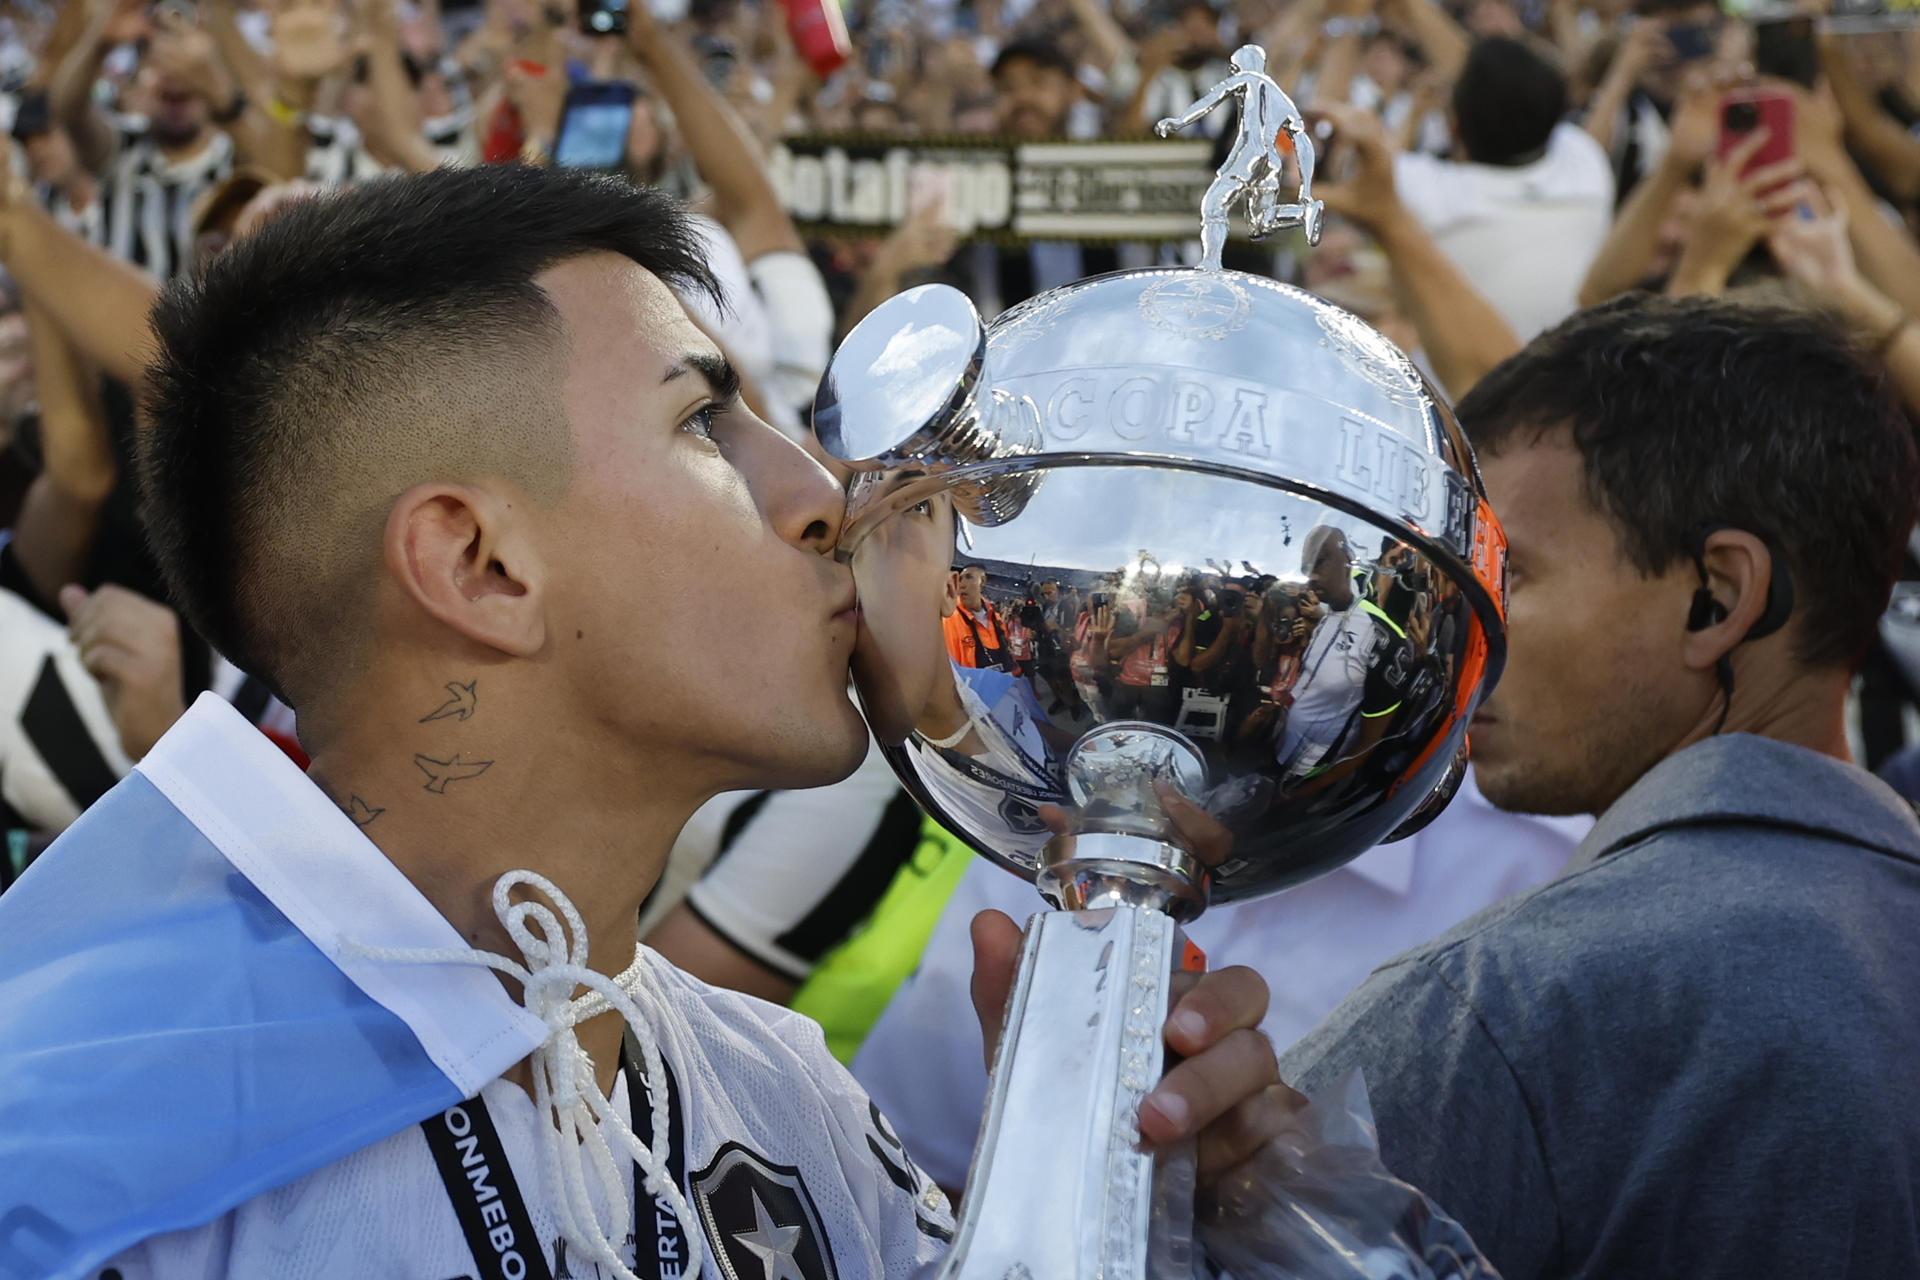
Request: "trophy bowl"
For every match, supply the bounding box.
[817,266,1506,1277]
[821,272,1507,911]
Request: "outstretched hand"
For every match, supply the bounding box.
[272,0,355,86]
[969,909,1296,1185]
[875,195,960,277]
[95,0,151,46]
[1668,128,1806,295]
[60,584,186,762]
[1770,192,1906,337]
[1312,102,1402,234]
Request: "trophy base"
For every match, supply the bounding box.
[937,902,1185,1280]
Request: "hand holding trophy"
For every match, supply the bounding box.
[816,47,1507,1280]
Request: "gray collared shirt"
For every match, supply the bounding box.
[1279,734,1920,1280]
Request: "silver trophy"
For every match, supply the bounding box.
[815,52,1507,1280]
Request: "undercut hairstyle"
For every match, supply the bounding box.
[141,166,722,711]
[1451,37,1566,167]
[1457,293,1920,671]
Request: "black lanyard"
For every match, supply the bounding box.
[961,607,1011,670]
[422,1031,690,1280]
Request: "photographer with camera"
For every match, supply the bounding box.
[1234,583,1316,750]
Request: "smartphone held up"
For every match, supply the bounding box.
[554,80,638,170]
[1718,87,1795,177]
[577,0,629,35]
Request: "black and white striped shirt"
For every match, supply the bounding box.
[304,112,473,189]
[95,122,235,282]
[34,184,102,245]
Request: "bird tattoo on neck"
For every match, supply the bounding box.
[419,680,479,724]
[413,753,493,794]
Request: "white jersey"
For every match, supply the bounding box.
[106,948,952,1280]
[1276,601,1387,778]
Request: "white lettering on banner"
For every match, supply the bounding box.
[445,1107,473,1138]
[660,1264,683,1279]
[455,1134,481,1167]
[488,1224,515,1252]
[770,145,1014,234]
[481,1198,509,1228]
[502,1249,527,1280]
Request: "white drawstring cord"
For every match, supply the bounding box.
[342,870,705,1280]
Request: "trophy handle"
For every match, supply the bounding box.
[937,904,1180,1280]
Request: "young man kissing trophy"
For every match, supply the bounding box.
[0,53,1498,1280]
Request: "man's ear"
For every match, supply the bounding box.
[1679,528,1777,673]
[942,571,960,619]
[385,482,548,658]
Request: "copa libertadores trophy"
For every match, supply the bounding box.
[814,47,1509,1280]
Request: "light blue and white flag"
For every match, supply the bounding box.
[0,694,550,1280]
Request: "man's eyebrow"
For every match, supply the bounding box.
[661,352,741,403]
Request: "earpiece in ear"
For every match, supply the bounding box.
[1687,588,1727,633]
[1687,522,1795,640]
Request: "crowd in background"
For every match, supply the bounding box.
[6,0,1920,1029]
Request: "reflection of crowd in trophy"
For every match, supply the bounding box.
[941,523,1461,810]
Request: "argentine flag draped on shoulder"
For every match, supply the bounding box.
[0,693,551,1280]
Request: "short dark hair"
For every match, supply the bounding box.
[1457,294,1919,670]
[141,165,721,710]
[1451,37,1566,166]
[991,38,1076,81]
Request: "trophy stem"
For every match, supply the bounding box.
[937,901,1182,1280]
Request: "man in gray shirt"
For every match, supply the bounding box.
[1279,295,1920,1279]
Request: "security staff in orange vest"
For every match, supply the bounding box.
[942,566,1013,670]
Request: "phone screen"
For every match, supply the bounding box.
[1719,91,1796,174]
[554,93,635,169]
[1667,20,1719,61]
[1755,16,1820,87]
[577,0,629,35]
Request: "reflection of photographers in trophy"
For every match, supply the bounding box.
[1154,44,1325,269]
[846,488,1070,843]
[1033,580,1083,718]
[1351,539,1454,788]
[1233,583,1314,749]
[1069,582,1120,721]
[1106,585,1186,723]
[1274,526,1419,789]
[943,566,1015,674]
